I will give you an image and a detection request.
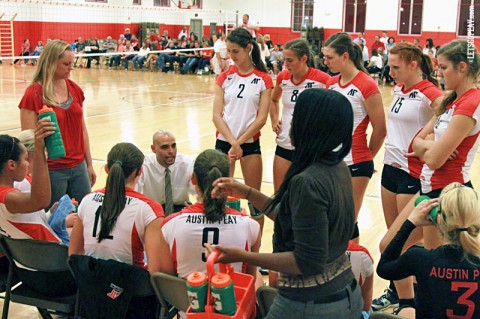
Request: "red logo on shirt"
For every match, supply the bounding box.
[106,284,124,300]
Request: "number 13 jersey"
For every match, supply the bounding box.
[216,65,273,143]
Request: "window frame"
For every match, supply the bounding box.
[291,0,314,32]
[343,0,367,34]
[397,0,424,35]
[457,0,480,37]
[153,0,170,7]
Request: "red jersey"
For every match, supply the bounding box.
[18,79,86,170]
[421,88,480,193]
[327,72,380,165]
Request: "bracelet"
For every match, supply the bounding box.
[245,187,253,200]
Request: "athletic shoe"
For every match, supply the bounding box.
[392,304,415,315]
[372,288,399,311]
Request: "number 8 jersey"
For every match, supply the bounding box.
[216,65,273,143]
[161,203,260,278]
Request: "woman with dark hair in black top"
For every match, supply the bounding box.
[207,88,363,319]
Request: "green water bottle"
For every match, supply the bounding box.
[226,196,241,211]
[186,272,208,312]
[38,106,65,160]
[414,195,439,225]
[211,272,237,315]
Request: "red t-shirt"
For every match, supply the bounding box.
[18,79,86,170]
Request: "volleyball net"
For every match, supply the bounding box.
[0,0,237,63]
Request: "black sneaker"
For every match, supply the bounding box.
[372,288,399,311]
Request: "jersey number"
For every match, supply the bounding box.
[237,84,245,98]
[391,97,405,113]
[291,89,299,102]
[92,206,114,240]
[446,281,477,319]
[201,227,219,262]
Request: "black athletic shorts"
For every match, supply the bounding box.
[421,181,474,198]
[275,145,294,162]
[215,139,261,157]
[349,160,374,178]
[381,164,420,195]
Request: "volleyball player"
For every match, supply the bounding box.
[373,42,444,312]
[270,38,330,192]
[323,32,387,242]
[212,27,273,225]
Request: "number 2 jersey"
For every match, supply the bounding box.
[161,203,260,278]
[384,80,443,178]
[421,88,480,193]
[216,65,273,143]
[78,187,164,268]
[327,71,380,166]
[276,67,330,150]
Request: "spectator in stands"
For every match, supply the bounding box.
[109,38,126,68]
[130,34,139,51]
[212,31,229,75]
[74,37,86,67]
[122,40,136,70]
[269,44,284,76]
[380,31,389,45]
[367,48,384,75]
[358,38,369,68]
[162,30,170,40]
[156,40,178,72]
[149,29,159,48]
[423,38,436,56]
[371,35,385,52]
[28,41,44,65]
[13,38,30,65]
[353,32,367,47]
[189,31,198,43]
[413,38,421,48]
[197,40,212,74]
[132,41,150,70]
[178,26,188,40]
[145,43,159,71]
[124,27,132,41]
[386,36,396,53]
[103,36,115,53]
[85,38,101,69]
[264,34,273,50]
[257,34,270,65]
[181,41,201,74]
[240,13,259,37]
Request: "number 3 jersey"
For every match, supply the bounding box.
[276,68,330,150]
[161,203,260,278]
[78,187,164,268]
[327,72,380,166]
[216,65,273,143]
[384,80,443,178]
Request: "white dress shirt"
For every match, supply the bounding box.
[136,153,195,205]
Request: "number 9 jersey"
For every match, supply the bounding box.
[161,203,260,278]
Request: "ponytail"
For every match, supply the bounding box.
[227,28,267,73]
[420,54,439,87]
[325,32,367,73]
[98,143,144,243]
[193,149,229,222]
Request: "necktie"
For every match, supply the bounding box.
[164,168,174,216]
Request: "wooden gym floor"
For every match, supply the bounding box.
[1,64,479,317]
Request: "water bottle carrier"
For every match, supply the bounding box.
[186,250,256,319]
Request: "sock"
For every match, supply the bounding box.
[389,280,398,295]
[399,298,415,308]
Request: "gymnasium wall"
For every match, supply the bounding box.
[1,0,478,55]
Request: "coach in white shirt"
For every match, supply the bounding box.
[136,130,195,214]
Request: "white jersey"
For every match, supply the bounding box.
[78,187,164,268]
[384,80,443,178]
[276,68,330,150]
[216,65,273,142]
[0,186,60,242]
[161,203,260,278]
[421,88,480,193]
[347,241,373,286]
[327,72,380,165]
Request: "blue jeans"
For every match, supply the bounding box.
[133,55,147,69]
[182,57,198,73]
[49,161,91,209]
[266,282,363,319]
